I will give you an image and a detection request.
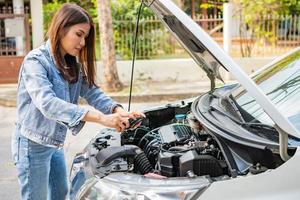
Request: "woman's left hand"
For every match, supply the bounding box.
[113,106,145,129]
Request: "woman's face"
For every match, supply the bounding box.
[60,23,90,57]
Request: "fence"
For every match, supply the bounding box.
[112,14,300,59]
[113,16,179,60]
[113,15,223,60]
[231,14,300,57]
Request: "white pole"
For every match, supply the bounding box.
[223,3,233,81]
[30,0,44,48]
[13,0,24,56]
[223,3,233,53]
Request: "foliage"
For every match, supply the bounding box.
[110,0,158,59]
[287,0,300,15]
[233,0,300,57]
[43,0,97,35]
[200,0,226,12]
[111,0,153,19]
[235,0,298,15]
[43,0,62,36]
[43,0,160,60]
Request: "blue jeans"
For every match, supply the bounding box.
[11,129,68,200]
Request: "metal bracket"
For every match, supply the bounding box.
[274,125,290,161]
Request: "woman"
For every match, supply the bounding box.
[11,3,144,200]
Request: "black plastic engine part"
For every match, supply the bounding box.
[158,151,181,177]
[96,145,140,166]
[93,129,121,151]
[127,117,145,130]
[134,151,154,174]
[159,124,191,144]
[95,144,153,176]
[139,124,195,161]
[139,124,202,176]
[179,150,224,177]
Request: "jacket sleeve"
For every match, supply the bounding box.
[80,78,122,114]
[22,56,88,128]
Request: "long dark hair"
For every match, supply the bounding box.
[47,3,96,86]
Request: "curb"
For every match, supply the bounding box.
[0,92,202,107]
[109,92,202,103]
[0,98,16,107]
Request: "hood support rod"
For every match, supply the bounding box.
[208,74,215,92]
[275,125,290,161]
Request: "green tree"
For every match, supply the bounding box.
[110,0,157,59]
[43,0,97,35]
[43,0,62,35]
[288,0,300,14]
[43,1,160,60]
[43,0,123,91]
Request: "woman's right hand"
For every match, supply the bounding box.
[97,112,130,132]
[83,110,131,132]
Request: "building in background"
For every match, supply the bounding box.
[0,0,43,83]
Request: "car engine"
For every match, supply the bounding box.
[88,104,228,179]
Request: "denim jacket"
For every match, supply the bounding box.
[16,40,120,148]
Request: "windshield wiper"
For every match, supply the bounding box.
[210,104,241,124]
[210,103,279,142]
[210,104,275,129]
[241,74,300,107]
[209,92,245,123]
[210,104,279,144]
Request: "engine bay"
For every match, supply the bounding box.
[85,99,287,180]
[87,102,229,179]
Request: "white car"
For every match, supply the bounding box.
[69,0,300,199]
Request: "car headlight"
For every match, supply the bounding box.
[77,173,211,200]
[70,152,88,183]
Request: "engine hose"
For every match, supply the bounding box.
[134,151,154,174]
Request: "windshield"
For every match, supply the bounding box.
[232,49,300,133]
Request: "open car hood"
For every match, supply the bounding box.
[143,0,300,139]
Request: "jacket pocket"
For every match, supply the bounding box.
[11,128,29,165]
[11,125,21,165]
[11,136,20,165]
[17,135,29,165]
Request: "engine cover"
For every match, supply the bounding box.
[159,124,191,144]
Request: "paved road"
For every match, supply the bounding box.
[0,103,161,200]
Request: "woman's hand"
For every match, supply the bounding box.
[83,106,145,132]
[83,110,130,132]
[113,106,145,117]
[113,106,146,130]
[97,112,131,132]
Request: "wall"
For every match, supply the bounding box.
[96,57,274,83]
[0,56,24,83]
